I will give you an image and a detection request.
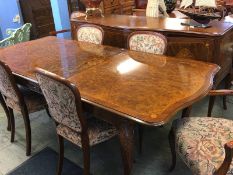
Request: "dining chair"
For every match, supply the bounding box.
[35,68,118,175]
[0,23,32,48]
[127,31,167,54]
[169,89,233,175]
[0,60,47,156]
[127,31,167,153]
[50,24,104,45]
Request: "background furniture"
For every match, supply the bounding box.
[0,36,219,174]
[0,23,32,48]
[76,24,104,44]
[36,68,117,175]
[127,31,167,54]
[19,0,55,39]
[169,89,233,174]
[0,60,47,156]
[102,0,135,15]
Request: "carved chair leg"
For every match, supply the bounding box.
[181,106,192,118]
[0,94,11,131]
[56,135,64,175]
[138,125,143,154]
[81,135,90,175]
[208,96,216,117]
[169,127,176,171]
[9,108,15,143]
[21,109,31,156]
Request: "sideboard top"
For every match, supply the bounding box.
[71,14,233,36]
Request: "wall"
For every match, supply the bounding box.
[0,0,23,40]
[50,0,71,39]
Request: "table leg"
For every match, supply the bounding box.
[118,121,135,175]
[181,106,192,118]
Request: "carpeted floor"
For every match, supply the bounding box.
[7,147,83,175]
[0,95,232,175]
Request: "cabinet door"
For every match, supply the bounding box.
[135,0,147,9]
[167,37,215,62]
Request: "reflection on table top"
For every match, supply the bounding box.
[0,37,219,125]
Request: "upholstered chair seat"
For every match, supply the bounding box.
[172,117,233,175]
[5,85,46,113]
[57,118,117,147]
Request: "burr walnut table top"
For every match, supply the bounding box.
[0,37,219,126]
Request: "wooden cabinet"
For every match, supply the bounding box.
[135,0,147,8]
[102,0,135,15]
[19,0,55,39]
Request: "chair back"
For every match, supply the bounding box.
[76,24,104,45]
[35,68,86,132]
[0,23,32,48]
[0,60,22,103]
[0,36,15,48]
[127,31,167,54]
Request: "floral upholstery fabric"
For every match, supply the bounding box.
[77,26,103,45]
[173,117,233,175]
[36,73,82,132]
[57,118,117,147]
[0,64,19,101]
[128,33,167,54]
[5,85,46,113]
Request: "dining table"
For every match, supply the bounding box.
[0,36,219,175]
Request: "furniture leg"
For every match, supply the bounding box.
[138,125,143,154]
[81,134,90,175]
[118,121,135,175]
[0,94,11,131]
[208,96,216,117]
[56,135,64,175]
[181,106,192,118]
[21,109,31,156]
[223,73,232,110]
[168,127,176,171]
[9,108,15,142]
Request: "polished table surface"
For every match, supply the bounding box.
[0,36,219,126]
[71,14,233,36]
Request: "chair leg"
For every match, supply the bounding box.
[21,110,31,156]
[208,96,216,117]
[169,128,176,171]
[81,136,90,175]
[45,106,52,118]
[56,135,64,175]
[0,94,11,131]
[138,125,143,154]
[9,108,15,142]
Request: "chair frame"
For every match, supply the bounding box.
[35,68,91,175]
[127,31,168,54]
[0,60,33,156]
[169,89,233,175]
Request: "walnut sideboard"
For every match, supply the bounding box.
[71,15,233,88]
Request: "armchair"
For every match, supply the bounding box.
[169,89,233,175]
